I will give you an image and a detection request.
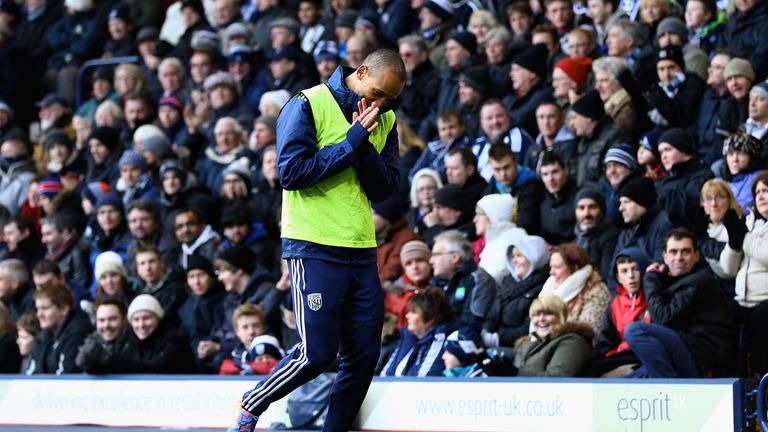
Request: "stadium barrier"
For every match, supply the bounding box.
[0,374,758,431]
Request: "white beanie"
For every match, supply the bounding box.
[259,90,291,113]
[94,251,127,281]
[505,235,549,275]
[476,194,515,224]
[65,0,94,12]
[127,294,165,320]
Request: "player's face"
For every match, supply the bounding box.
[354,66,404,113]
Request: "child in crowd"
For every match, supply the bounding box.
[442,328,489,378]
[219,304,285,375]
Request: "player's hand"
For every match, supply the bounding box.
[352,98,379,133]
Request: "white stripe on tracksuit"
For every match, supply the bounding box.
[243,259,310,412]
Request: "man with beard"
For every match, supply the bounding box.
[573,188,620,280]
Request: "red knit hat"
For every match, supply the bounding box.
[554,57,593,87]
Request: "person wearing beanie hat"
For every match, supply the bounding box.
[476,194,515,227]
[724,58,755,84]
[119,150,148,173]
[635,128,665,180]
[140,135,172,168]
[449,31,478,56]
[128,293,165,322]
[95,191,125,214]
[117,149,160,210]
[604,143,639,172]
[615,176,673,263]
[573,187,621,278]
[512,43,548,78]
[509,44,553,134]
[600,142,640,225]
[221,160,253,198]
[423,0,454,23]
[94,250,128,282]
[385,240,432,328]
[159,159,188,185]
[38,176,64,200]
[553,57,593,99]
[459,66,490,97]
[44,129,77,174]
[214,245,258,296]
[656,17,688,45]
[82,181,111,212]
[424,184,477,245]
[313,40,341,81]
[569,90,626,188]
[647,45,707,128]
[721,132,764,212]
[442,329,487,377]
[186,255,216,279]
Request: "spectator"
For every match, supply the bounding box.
[373,198,420,283]
[227,45,268,115]
[298,0,335,54]
[409,110,472,183]
[637,128,666,180]
[696,179,740,298]
[91,251,135,309]
[615,177,673,263]
[713,58,754,164]
[125,199,179,280]
[573,188,620,279]
[30,283,92,374]
[157,160,198,232]
[87,193,131,270]
[539,151,579,245]
[589,0,626,48]
[594,248,650,377]
[266,46,315,96]
[419,0,456,71]
[44,129,83,177]
[313,40,340,82]
[218,305,284,375]
[552,57,593,107]
[175,208,220,269]
[655,128,714,230]
[120,294,196,373]
[15,312,39,374]
[718,0,768,80]
[646,45,706,129]
[85,127,122,185]
[0,302,20,372]
[485,144,543,236]
[695,50,731,160]
[76,67,120,121]
[0,138,36,217]
[626,229,733,377]
[442,328,488,377]
[655,17,709,81]
[525,100,577,173]
[385,240,434,331]
[177,255,226,373]
[569,90,627,188]
[196,117,257,197]
[482,235,550,350]
[721,132,765,213]
[41,215,92,289]
[505,44,553,135]
[506,2,535,46]
[75,297,131,373]
[406,168,443,235]
[599,143,640,225]
[474,193,528,284]
[744,82,768,153]
[472,99,533,181]
[720,172,768,375]
[514,294,594,377]
[605,19,656,90]
[165,0,215,62]
[429,229,495,330]
[685,0,725,55]
[381,287,461,377]
[3,216,44,272]
[444,147,487,206]
[217,204,275,274]
[566,28,597,59]
[456,66,488,137]
[102,4,135,58]
[540,243,611,332]
[421,184,475,244]
[397,35,440,131]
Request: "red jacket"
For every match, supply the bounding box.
[607,286,651,356]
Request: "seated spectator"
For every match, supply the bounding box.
[41,214,92,289]
[599,143,641,225]
[646,45,706,129]
[0,136,36,215]
[157,161,198,232]
[381,288,461,377]
[540,244,611,333]
[251,146,282,236]
[720,172,768,375]
[615,177,674,263]
[539,151,578,245]
[138,135,173,177]
[594,247,650,377]
[44,129,83,177]
[91,251,135,310]
[484,144,543,237]
[227,45,268,115]
[175,207,221,269]
[513,294,594,377]
[445,147,487,208]
[30,284,92,374]
[217,205,275,275]
[429,230,495,330]
[504,44,554,135]
[266,46,315,95]
[551,57,592,108]
[373,198,419,283]
[442,328,488,377]
[656,128,714,230]
[75,297,132,374]
[473,193,523,279]
[696,179,739,298]
[718,0,768,80]
[636,129,666,180]
[0,302,20,372]
[76,68,120,121]
[177,256,226,373]
[712,58,754,164]
[135,246,185,317]
[409,110,472,184]
[157,96,188,153]
[385,240,434,332]
[569,90,627,188]
[482,235,550,350]
[656,16,710,80]
[15,313,39,374]
[721,132,765,213]
[85,127,122,186]
[125,199,179,280]
[745,82,768,153]
[406,168,443,235]
[0,258,36,321]
[695,51,731,161]
[196,117,257,197]
[314,41,341,83]
[626,229,733,377]
[456,66,489,137]
[525,100,577,174]
[397,35,440,132]
[421,184,476,245]
[684,0,725,55]
[219,305,285,375]
[87,193,131,269]
[3,215,44,272]
[119,294,196,373]
[116,150,160,208]
[573,188,620,279]
[472,99,533,181]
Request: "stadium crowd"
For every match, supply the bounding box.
[0,0,767,381]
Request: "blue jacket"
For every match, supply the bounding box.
[46,11,101,68]
[408,134,472,183]
[277,66,400,264]
[381,320,461,377]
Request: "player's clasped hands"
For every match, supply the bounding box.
[352,97,379,133]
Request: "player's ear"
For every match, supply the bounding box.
[356,64,368,80]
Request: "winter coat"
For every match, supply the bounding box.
[398,61,440,131]
[656,159,713,230]
[46,10,101,68]
[539,177,579,245]
[431,262,496,331]
[30,310,93,374]
[514,321,595,377]
[728,170,766,214]
[408,134,473,183]
[55,239,93,290]
[482,166,544,236]
[594,286,650,358]
[377,219,421,283]
[75,325,132,374]
[698,223,734,297]
[2,282,35,322]
[177,283,227,372]
[574,218,621,280]
[695,89,727,157]
[111,322,197,373]
[604,89,636,138]
[0,158,36,215]
[483,267,549,347]
[614,205,674,264]
[381,320,461,377]
[647,72,706,129]
[502,80,555,136]
[599,171,641,226]
[575,118,627,188]
[0,333,21,373]
[125,230,180,281]
[718,1,768,79]
[720,211,768,308]
[138,272,187,319]
[642,263,733,373]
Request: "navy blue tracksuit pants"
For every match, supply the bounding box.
[240,258,384,431]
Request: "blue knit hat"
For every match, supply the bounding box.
[604,143,639,171]
[95,192,124,213]
[119,150,148,172]
[444,329,482,365]
[82,181,111,205]
[640,128,664,159]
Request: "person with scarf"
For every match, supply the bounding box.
[41,214,92,289]
[174,208,220,270]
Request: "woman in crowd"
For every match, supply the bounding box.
[15,313,39,374]
[720,172,768,375]
[514,294,594,377]
[407,168,443,235]
[720,133,765,214]
[91,251,136,308]
[697,179,740,297]
[381,288,461,377]
[538,243,611,333]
